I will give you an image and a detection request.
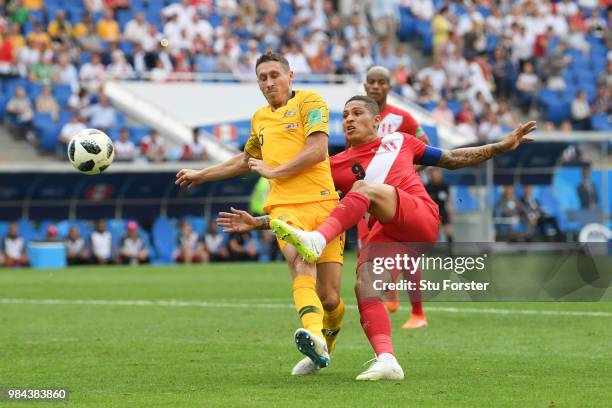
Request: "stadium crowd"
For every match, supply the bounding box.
[0,0,609,160]
[0,217,280,267]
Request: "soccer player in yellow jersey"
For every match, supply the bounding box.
[176,52,345,374]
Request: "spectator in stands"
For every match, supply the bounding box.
[47,9,72,44]
[44,225,60,242]
[182,128,208,161]
[491,47,514,101]
[478,111,503,141]
[253,12,282,50]
[79,53,106,93]
[497,101,520,129]
[28,42,54,83]
[456,100,477,136]
[65,226,90,265]
[84,0,105,14]
[417,58,447,95]
[204,220,229,262]
[84,94,117,130]
[6,86,33,137]
[90,219,114,264]
[2,223,28,267]
[571,90,591,130]
[544,41,571,90]
[309,42,335,75]
[432,6,452,56]
[141,129,166,162]
[97,8,121,42]
[114,127,136,161]
[520,185,561,241]
[591,84,610,115]
[27,21,50,47]
[516,61,540,115]
[68,88,92,112]
[285,43,311,74]
[349,44,374,75]
[577,167,598,210]
[228,232,257,262]
[175,220,209,264]
[0,32,15,76]
[59,113,86,157]
[52,52,79,92]
[494,185,530,241]
[77,21,104,54]
[343,12,369,42]
[411,0,434,21]
[123,11,147,45]
[35,85,59,122]
[119,221,149,265]
[8,0,28,27]
[369,0,398,39]
[431,98,455,125]
[107,50,134,80]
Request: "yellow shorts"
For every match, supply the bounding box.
[269,200,344,265]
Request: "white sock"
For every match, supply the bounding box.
[378,352,396,364]
[313,231,327,247]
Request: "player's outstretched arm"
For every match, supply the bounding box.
[247,132,328,179]
[217,207,270,233]
[176,152,251,188]
[436,121,536,170]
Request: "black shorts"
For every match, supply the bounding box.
[439,207,450,225]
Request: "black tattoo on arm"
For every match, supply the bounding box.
[255,215,271,230]
[437,142,504,170]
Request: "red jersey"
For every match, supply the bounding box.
[330,132,437,211]
[377,104,426,141]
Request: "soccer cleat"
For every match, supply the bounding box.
[270,219,325,263]
[384,290,400,313]
[294,328,330,369]
[401,313,428,329]
[356,355,405,381]
[291,357,320,376]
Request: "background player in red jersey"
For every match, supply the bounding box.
[363,65,429,326]
[271,95,537,380]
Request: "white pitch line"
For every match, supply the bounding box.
[0,298,611,317]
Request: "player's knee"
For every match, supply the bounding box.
[350,180,370,196]
[319,288,339,311]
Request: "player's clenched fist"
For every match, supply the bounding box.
[175,168,204,189]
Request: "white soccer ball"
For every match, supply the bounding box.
[68,128,115,175]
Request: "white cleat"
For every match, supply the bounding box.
[270,219,326,263]
[291,357,320,376]
[294,328,330,368]
[356,354,405,381]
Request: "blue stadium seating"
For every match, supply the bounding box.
[153,218,177,264]
[591,114,612,131]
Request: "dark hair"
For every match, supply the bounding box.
[255,52,290,72]
[345,95,380,116]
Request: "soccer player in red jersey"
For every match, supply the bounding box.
[270,96,536,380]
[364,65,429,326]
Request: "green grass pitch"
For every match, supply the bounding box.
[1,254,611,407]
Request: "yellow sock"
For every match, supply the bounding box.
[292,275,324,340]
[323,297,345,354]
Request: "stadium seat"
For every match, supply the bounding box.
[53,84,73,108]
[591,114,612,131]
[40,123,63,152]
[4,78,29,97]
[153,218,177,264]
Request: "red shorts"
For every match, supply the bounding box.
[358,188,440,266]
[366,188,439,243]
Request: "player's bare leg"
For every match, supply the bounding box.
[280,243,330,370]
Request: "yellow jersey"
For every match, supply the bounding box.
[244,89,339,210]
